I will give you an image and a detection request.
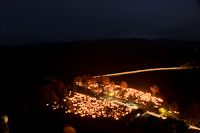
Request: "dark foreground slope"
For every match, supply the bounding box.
[0,38,200,132]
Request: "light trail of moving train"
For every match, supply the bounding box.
[93,66,190,78]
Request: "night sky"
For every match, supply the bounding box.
[0,0,200,44]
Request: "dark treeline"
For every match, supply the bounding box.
[1,38,200,76]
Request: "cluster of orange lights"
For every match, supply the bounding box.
[44,75,188,124]
[77,81,163,107]
[48,81,164,120]
[48,92,133,120]
[65,92,133,120]
[46,79,182,121]
[124,88,163,106]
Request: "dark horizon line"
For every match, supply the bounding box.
[0,37,200,46]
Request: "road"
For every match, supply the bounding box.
[93,67,186,78]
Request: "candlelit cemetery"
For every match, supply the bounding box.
[48,92,133,120]
[47,79,166,121]
[77,80,163,107]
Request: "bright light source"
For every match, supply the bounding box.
[162,116,167,120]
[109,92,114,97]
[1,115,8,124]
[92,115,96,118]
[136,113,141,117]
[159,108,166,114]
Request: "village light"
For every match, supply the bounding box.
[1,115,8,124]
[136,113,141,117]
[159,108,166,114]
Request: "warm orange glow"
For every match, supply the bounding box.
[109,92,114,97]
[61,66,195,128]
[76,80,163,107]
[59,92,135,119]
